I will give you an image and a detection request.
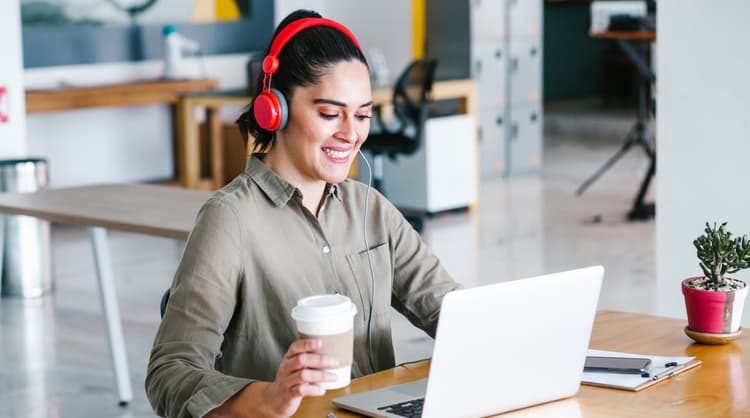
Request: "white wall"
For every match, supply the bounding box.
[656,0,750,327]
[323,0,412,82]
[275,0,413,84]
[0,0,28,158]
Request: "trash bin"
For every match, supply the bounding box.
[0,158,52,297]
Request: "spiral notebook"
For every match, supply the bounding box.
[582,349,702,391]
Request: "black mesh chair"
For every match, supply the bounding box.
[362,58,438,232]
[160,288,170,318]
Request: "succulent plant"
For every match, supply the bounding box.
[692,222,750,291]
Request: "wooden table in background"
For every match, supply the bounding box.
[25,78,219,114]
[176,79,478,190]
[0,184,211,405]
[296,310,750,417]
[25,79,220,186]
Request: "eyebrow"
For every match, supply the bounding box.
[313,98,374,108]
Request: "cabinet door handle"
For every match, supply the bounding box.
[530,47,538,57]
[530,113,538,122]
[495,49,502,59]
[496,116,503,125]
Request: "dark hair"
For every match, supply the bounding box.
[236,10,369,153]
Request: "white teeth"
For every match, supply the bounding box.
[322,148,350,159]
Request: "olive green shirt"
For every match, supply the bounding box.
[146,155,460,417]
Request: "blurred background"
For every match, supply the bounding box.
[1,1,749,417]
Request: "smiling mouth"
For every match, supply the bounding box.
[322,147,351,159]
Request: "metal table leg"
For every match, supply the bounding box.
[88,227,133,406]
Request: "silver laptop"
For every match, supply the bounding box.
[333,266,604,418]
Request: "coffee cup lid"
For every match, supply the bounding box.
[291,294,357,321]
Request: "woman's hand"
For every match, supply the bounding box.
[262,338,340,417]
[206,338,339,418]
[263,338,340,416]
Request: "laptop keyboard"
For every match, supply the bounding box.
[377,398,424,417]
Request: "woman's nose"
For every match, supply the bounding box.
[336,117,357,142]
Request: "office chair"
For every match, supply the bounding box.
[361,58,438,232]
[160,288,170,318]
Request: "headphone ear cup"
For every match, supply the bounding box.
[253,88,289,131]
[271,88,289,130]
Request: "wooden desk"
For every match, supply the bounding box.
[25,79,220,189]
[25,79,220,114]
[296,311,750,417]
[590,30,656,42]
[176,79,478,189]
[0,184,211,405]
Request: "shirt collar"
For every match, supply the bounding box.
[245,154,297,207]
[245,154,343,206]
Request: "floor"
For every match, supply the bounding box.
[0,101,656,418]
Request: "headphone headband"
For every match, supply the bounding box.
[261,17,363,74]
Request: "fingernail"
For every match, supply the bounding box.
[314,339,323,348]
[318,385,327,395]
[328,358,340,367]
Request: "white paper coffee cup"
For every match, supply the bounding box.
[291,294,357,389]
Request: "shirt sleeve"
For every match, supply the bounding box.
[386,201,462,338]
[145,197,252,418]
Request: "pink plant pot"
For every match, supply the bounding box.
[682,277,748,334]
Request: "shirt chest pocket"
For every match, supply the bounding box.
[345,242,393,324]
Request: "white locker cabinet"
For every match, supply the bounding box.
[509,38,542,106]
[471,0,507,42]
[471,42,507,107]
[369,115,478,213]
[427,0,543,177]
[479,108,507,178]
[508,104,543,174]
[509,0,542,38]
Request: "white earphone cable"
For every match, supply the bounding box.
[358,149,378,373]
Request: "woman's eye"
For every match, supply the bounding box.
[356,114,372,121]
[320,113,338,120]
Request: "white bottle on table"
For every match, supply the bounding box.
[162,25,201,80]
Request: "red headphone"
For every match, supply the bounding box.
[253,17,363,131]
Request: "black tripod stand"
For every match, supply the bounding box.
[577,36,656,221]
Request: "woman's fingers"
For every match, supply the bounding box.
[287,368,338,386]
[278,355,339,390]
[274,338,341,399]
[278,339,340,377]
[288,352,340,371]
[285,338,321,358]
[291,383,327,397]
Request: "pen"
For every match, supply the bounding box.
[650,363,682,381]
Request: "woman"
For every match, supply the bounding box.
[146,9,460,418]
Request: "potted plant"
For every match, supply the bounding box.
[683,222,749,344]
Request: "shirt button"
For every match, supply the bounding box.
[322,245,330,254]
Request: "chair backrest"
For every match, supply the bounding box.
[159,288,171,318]
[392,58,438,128]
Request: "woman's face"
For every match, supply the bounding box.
[277,59,373,186]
